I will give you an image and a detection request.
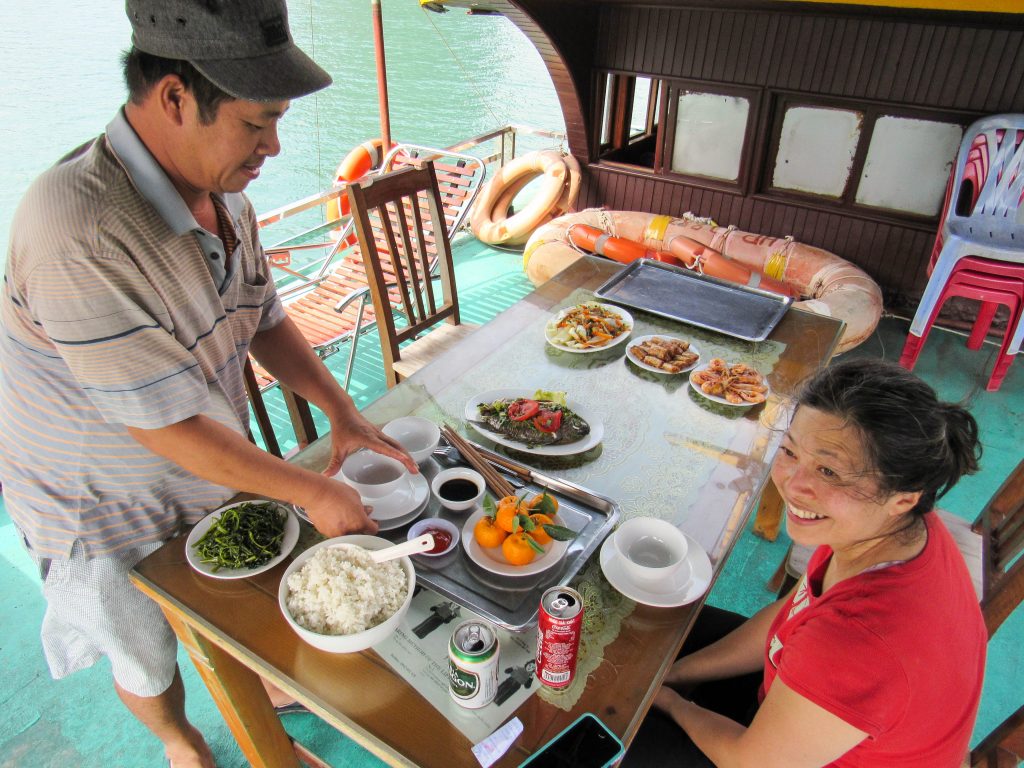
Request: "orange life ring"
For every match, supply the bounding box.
[470,150,580,247]
[326,138,387,241]
[566,224,677,264]
[524,210,883,353]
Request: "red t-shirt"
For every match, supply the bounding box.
[762,512,986,767]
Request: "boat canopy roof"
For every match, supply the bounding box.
[423,0,1023,13]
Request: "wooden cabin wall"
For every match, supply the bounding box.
[509,1,1024,309]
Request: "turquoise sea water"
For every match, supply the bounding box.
[0,0,565,260]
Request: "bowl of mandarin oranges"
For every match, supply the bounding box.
[462,491,578,576]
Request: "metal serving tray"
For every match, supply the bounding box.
[379,445,619,633]
[594,259,793,342]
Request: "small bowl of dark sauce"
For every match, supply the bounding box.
[430,467,486,512]
[407,518,460,561]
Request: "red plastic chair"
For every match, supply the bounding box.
[902,115,1024,390]
[901,258,1024,390]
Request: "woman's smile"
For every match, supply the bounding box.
[787,504,827,523]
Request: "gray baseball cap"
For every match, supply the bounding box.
[126,0,332,101]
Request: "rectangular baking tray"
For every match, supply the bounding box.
[378,444,619,633]
[594,259,793,342]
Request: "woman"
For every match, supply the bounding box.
[624,358,985,767]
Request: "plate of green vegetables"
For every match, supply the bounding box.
[186,500,299,580]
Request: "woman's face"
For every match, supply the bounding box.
[770,406,918,555]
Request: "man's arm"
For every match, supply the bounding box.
[248,316,416,476]
[127,414,375,537]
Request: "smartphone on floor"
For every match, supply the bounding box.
[518,712,625,768]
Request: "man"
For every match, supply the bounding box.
[0,2,414,766]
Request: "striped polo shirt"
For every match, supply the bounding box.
[0,109,285,559]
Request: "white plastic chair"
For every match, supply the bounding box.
[907,115,1024,357]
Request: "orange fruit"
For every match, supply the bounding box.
[527,513,554,545]
[496,495,525,533]
[502,531,538,566]
[473,516,508,549]
[524,492,559,516]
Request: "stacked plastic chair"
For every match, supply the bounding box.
[900,115,1024,391]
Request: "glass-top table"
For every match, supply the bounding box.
[131,255,844,767]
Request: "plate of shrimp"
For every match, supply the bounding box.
[688,358,770,407]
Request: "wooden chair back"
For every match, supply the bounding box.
[347,161,463,386]
[242,358,317,456]
[966,458,1024,767]
[975,457,1024,639]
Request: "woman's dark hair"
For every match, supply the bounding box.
[798,358,981,516]
[122,46,232,124]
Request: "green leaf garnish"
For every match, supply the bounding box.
[526,536,546,554]
[483,495,496,516]
[533,389,567,407]
[542,524,578,542]
[533,491,557,516]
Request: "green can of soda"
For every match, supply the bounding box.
[448,620,499,708]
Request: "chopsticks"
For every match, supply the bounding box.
[440,426,515,499]
[472,448,532,484]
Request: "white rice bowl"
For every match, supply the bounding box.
[278,535,415,653]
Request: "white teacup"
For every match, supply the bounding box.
[613,517,691,591]
[382,416,441,465]
[340,451,411,500]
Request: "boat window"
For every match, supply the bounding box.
[671,91,750,182]
[630,77,653,138]
[855,117,963,216]
[600,74,614,148]
[772,106,862,198]
[597,73,663,169]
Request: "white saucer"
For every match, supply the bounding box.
[599,532,712,607]
[375,491,429,532]
[365,472,430,521]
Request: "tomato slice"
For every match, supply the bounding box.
[507,399,540,422]
[533,409,563,433]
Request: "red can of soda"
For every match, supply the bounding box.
[535,585,583,688]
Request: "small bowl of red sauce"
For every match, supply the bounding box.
[407,518,460,561]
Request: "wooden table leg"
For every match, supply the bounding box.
[752,477,785,542]
[162,611,301,768]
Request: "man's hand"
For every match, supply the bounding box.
[250,319,418,478]
[323,411,418,479]
[302,476,380,537]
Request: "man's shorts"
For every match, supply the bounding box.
[35,540,178,698]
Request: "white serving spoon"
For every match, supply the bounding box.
[368,534,435,563]
[328,534,435,563]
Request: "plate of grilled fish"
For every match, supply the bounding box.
[464,388,604,455]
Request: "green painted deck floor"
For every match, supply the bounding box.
[1,237,1021,767]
